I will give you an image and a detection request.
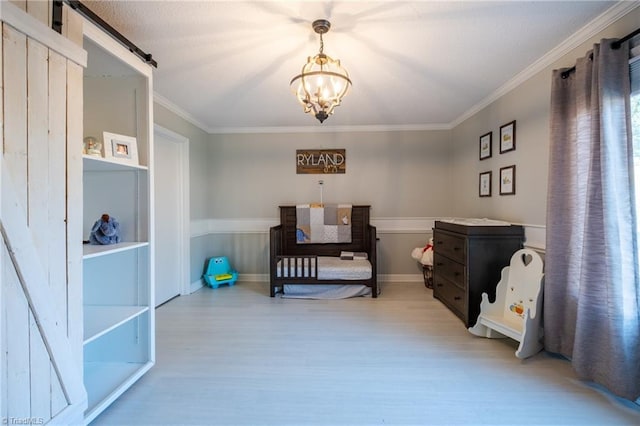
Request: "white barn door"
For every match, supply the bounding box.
[0,2,87,424]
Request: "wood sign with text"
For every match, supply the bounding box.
[296,149,346,174]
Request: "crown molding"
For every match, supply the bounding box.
[153,92,212,133]
[153,91,451,134]
[450,0,640,128]
[206,123,452,135]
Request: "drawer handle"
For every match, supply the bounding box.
[454,296,462,301]
[453,247,461,251]
[436,240,444,245]
[436,262,444,266]
[436,283,443,287]
[454,272,461,276]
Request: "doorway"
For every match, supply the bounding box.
[153,125,190,306]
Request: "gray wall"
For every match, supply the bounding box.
[207,130,452,218]
[153,102,211,283]
[200,130,451,281]
[450,7,640,228]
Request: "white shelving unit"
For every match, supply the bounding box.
[81,19,155,424]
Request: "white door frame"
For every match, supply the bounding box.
[153,124,191,296]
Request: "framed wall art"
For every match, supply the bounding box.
[499,165,516,195]
[479,171,492,197]
[499,120,516,154]
[103,132,139,165]
[479,131,492,160]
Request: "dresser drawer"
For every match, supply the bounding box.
[433,231,466,263]
[433,275,466,319]
[433,253,465,288]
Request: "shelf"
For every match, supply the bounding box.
[82,19,154,424]
[83,155,148,172]
[84,360,154,424]
[83,242,149,259]
[83,305,149,345]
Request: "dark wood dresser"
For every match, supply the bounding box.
[432,220,524,328]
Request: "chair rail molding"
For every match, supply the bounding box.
[191,217,545,250]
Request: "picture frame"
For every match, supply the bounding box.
[499,120,516,154]
[479,171,492,197]
[103,132,139,165]
[479,131,492,160]
[499,165,516,195]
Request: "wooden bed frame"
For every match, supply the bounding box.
[269,205,378,298]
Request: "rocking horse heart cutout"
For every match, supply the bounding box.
[521,252,533,266]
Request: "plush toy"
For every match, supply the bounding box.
[411,237,434,266]
[89,213,121,245]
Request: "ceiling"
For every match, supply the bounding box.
[83,1,620,133]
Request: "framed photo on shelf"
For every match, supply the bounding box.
[499,165,516,195]
[479,131,492,160]
[103,132,139,165]
[479,171,492,197]
[499,120,516,154]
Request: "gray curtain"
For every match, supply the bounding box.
[545,39,640,401]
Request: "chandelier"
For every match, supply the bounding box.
[290,19,352,123]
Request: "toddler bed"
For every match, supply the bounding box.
[269,205,378,298]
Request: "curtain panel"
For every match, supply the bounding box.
[545,39,640,401]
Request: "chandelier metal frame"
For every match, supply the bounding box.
[290,19,352,123]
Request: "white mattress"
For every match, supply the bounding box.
[276,256,372,280]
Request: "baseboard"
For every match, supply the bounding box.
[190,279,204,293]
[378,274,424,283]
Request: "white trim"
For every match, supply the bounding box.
[190,217,435,237]
[191,218,280,237]
[0,0,87,67]
[152,92,454,135]
[154,93,211,134]
[514,223,546,251]
[154,124,191,297]
[450,0,640,128]
[371,217,435,233]
[190,217,546,240]
[207,123,452,135]
[190,279,204,294]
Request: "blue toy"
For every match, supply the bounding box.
[203,256,238,288]
[89,214,121,245]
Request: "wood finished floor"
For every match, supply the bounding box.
[91,282,640,425]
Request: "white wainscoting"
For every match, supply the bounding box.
[190,218,545,288]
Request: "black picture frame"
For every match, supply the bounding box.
[479,132,492,160]
[499,120,516,154]
[479,171,492,197]
[499,165,516,195]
